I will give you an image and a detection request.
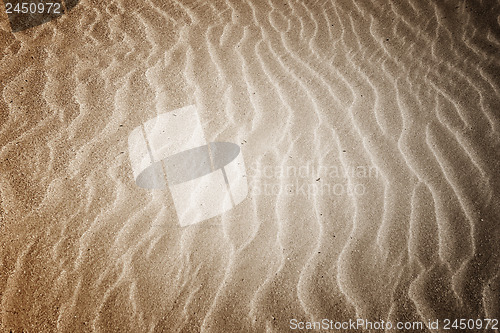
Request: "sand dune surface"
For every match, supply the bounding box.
[1,0,499,332]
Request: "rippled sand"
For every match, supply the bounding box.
[1,0,499,332]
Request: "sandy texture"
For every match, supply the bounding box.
[1,0,499,332]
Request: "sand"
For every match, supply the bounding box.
[1,0,499,332]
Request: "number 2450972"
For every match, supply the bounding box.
[5,2,62,14]
[443,319,498,330]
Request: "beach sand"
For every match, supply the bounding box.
[1,0,499,331]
